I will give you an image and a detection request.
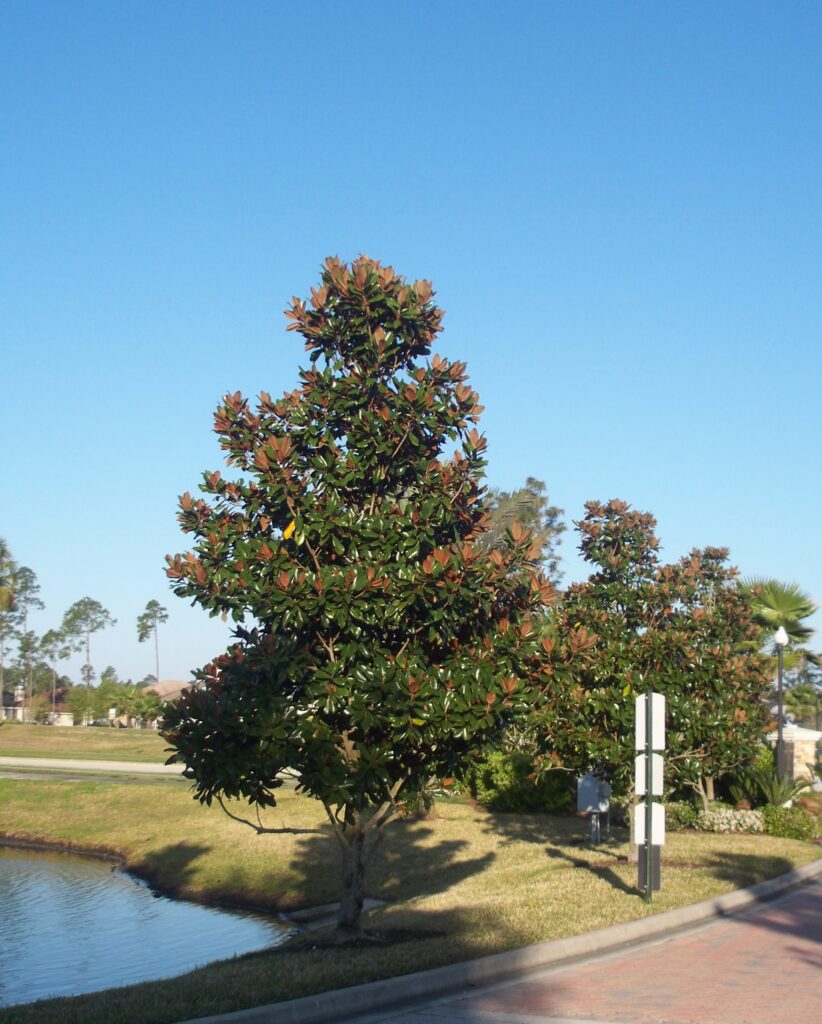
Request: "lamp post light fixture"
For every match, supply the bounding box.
[774,626,789,778]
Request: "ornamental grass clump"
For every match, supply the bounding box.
[695,807,765,834]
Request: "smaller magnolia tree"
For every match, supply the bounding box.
[162,257,562,933]
[545,500,771,808]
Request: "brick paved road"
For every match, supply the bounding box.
[355,878,822,1024]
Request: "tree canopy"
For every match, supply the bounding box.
[62,597,116,687]
[0,538,14,614]
[137,599,169,686]
[162,256,561,932]
[543,500,771,807]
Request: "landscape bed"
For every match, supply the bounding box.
[0,776,819,1024]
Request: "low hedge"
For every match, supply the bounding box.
[762,804,818,841]
[664,801,699,831]
[467,750,573,813]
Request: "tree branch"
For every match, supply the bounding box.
[216,796,324,836]
[323,802,345,848]
[284,495,323,576]
[364,776,407,833]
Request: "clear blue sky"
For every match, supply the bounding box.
[3,1,820,683]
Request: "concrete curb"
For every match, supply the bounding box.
[178,855,822,1024]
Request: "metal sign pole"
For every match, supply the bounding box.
[644,687,653,903]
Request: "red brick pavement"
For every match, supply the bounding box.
[445,878,822,1023]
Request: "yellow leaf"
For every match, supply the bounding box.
[283,520,296,540]
[411,718,425,726]
[622,683,632,696]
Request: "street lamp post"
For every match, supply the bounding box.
[774,626,789,778]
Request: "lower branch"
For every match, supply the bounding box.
[216,796,324,835]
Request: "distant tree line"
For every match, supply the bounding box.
[0,543,169,727]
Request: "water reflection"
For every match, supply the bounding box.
[0,846,290,1007]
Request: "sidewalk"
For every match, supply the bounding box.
[0,755,183,776]
[354,875,822,1023]
[179,858,822,1024]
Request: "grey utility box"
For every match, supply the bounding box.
[577,773,611,814]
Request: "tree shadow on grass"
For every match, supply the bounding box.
[284,814,497,910]
[541,844,638,896]
[701,850,796,892]
[475,809,638,896]
[130,811,497,924]
[702,849,822,928]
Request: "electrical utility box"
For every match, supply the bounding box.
[577,773,611,813]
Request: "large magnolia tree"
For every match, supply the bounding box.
[162,256,561,933]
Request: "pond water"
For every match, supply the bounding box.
[0,846,291,1007]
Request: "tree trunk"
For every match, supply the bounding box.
[705,776,715,803]
[23,608,30,723]
[337,827,367,933]
[694,776,710,813]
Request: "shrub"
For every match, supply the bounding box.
[754,770,811,806]
[762,804,817,841]
[665,801,699,830]
[729,764,811,808]
[796,793,822,817]
[609,796,630,827]
[469,750,573,813]
[695,807,765,834]
[728,745,776,806]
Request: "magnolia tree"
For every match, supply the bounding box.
[545,500,771,809]
[162,257,560,933]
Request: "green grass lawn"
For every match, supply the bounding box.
[0,776,819,1024]
[0,722,168,762]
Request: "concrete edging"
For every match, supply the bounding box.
[179,855,822,1024]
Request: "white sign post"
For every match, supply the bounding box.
[634,692,665,900]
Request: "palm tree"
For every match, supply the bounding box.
[740,578,818,666]
[115,684,141,728]
[136,690,163,729]
[479,477,565,583]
